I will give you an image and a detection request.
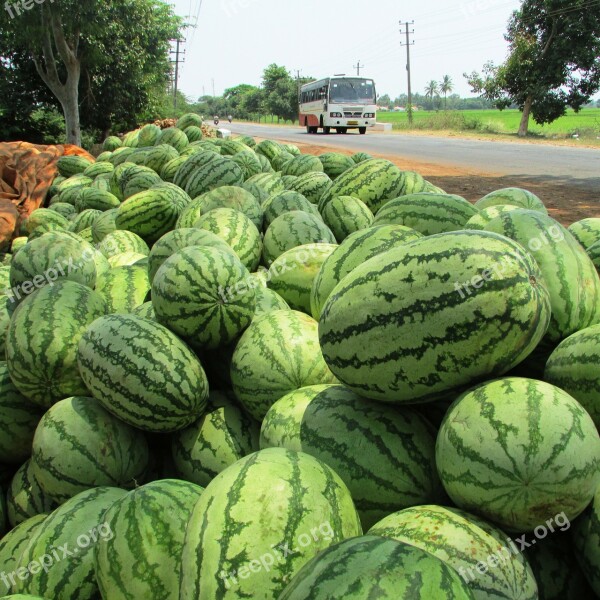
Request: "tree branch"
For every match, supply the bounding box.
[48,5,78,67]
[541,18,557,58]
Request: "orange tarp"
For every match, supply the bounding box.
[0,141,94,250]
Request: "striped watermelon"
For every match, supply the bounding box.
[436,377,600,531]
[94,479,204,600]
[130,301,155,320]
[147,228,232,283]
[98,230,149,258]
[282,155,324,177]
[173,151,221,191]
[254,286,290,317]
[27,222,65,241]
[47,202,77,219]
[231,149,262,180]
[122,129,141,147]
[0,514,48,596]
[31,396,149,503]
[352,152,372,163]
[57,156,94,178]
[230,310,338,421]
[91,208,118,243]
[220,139,251,156]
[267,243,337,314]
[183,125,204,142]
[269,151,294,172]
[177,113,204,130]
[569,218,600,250]
[13,487,127,599]
[75,189,120,212]
[179,447,362,600]
[399,170,429,195]
[102,136,122,151]
[260,384,443,529]
[318,153,356,179]
[572,484,600,595]
[281,174,299,188]
[143,143,179,173]
[475,187,547,213]
[6,461,57,528]
[372,193,478,235]
[77,314,209,432]
[95,264,150,314]
[263,212,336,266]
[122,170,162,199]
[8,232,98,302]
[0,297,9,357]
[318,159,405,214]
[82,161,114,178]
[588,240,600,270]
[194,207,262,271]
[262,191,321,229]
[463,204,520,230]
[320,195,374,242]
[368,505,538,600]
[6,281,107,407]
[544,323,600,428]
[24,209,69,234]
[157,127,189,152]
[242,173,285,203]
[234,135,256,148]
[107,252,147,267]
[194,186,263,229]
[319,230,551,403]
[287,171,332,204]
[482,209,600,341]
[184,155,244,199]
[254,151,271,174]
[108,147,135,166]
[138,124,161,146]
[255,139,283,161]
[160,155,188,183]
[278,535,476,600]
[152,246,255,349]
[172,391,260,487]
[68,208,103,233]
[0,363,43,464]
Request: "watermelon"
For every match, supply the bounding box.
[98,230,149,258]
[82,161,114,178]
[122,129,141,147]
[318,153,355,179]
[8,231,98,303]
[184,155,244,199]
[12,487,127,599]
[183,125,204,142]
[230,149,262,180]
[177,113,204,130]
[230,310,337,421]
[147,228,232,283]
[352,151,372,163]
[319,230,550,403]
[107,252,147,268]
[398,170,429,195]
[31,396,149,503]
[152,246,255,349]
[95,264,150,314]
[544,323,600,428]
[310,225,423,319]
[179,447,362,600]
[372,193,478,235]
[27,222,65,241]
[6,281,107,407]
[109,147,136,166]
[102,136,122,152]
[318,159,405,213]
[287,172,332,204]
[122,170,163,200]
[130,301,156,321]
[24,209,69,235]
[368,505,538,600]
[91,208,118,243]
[75,189,120,212]
[267,243,337,314]
[463,204,521,230]
[6,461,57,528]
[282,154,324,177]
[138,124,161,146]
[172,391,259,487]
[475,187,547,213]
[436,377,600,532]
[0,363,44,464]
[220,139,251,156]
[320,195,374,242]
[156,127,189,152]
[281,174,299,188]
[568,217,600,250]
[234,135,256,148]
[47,202,77,219]
[77,314,209,432]
[160,155,188,183]
[482,209,600,341]
[572,483,600,595]
[254,286,290,317]
[255,139,283,161]
[194,186,263,229]
[0,297,9,357]
[260,384,443,529]
[0,514,49,596]
[270,151,295,172]
[588,240,600,269]
[194,207,262,271]
[278,535,476,600]
[57,156,94,178]
[263,212,336,266]
[242,173,285,203]
[94,479,204,600]
[262,191,321,229]
[143,143,179,174]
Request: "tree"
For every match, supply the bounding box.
[439,75,454,109]
[0,0,182,145]
[464,0,600,136]
[261,64,301,122]
[378,94,392,109]
[424,81,439,110]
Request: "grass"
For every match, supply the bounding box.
[376,108,600,139]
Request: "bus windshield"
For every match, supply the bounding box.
[329,78,375,104]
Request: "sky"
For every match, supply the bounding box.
[170,0,524,101]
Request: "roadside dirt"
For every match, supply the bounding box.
[292,141,599,227]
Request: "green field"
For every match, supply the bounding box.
[376,108,600,138]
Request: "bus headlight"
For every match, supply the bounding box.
[363,113,375,118]
[330,112,343,118]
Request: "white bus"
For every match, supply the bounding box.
[299,75,377,135]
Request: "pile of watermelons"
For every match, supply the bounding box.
[0,112,599,599]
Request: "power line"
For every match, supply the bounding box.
[169,38,186,109]
[353,60,365,76]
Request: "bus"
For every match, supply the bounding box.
[299,75,377,135]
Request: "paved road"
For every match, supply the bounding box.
[225,122,600,192]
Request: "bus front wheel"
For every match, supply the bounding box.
[359,127,367,135]
[336,127,347,134]
[323,126,331,135]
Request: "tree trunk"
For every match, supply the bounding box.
[60,64,81,146]
[518,95,533,137]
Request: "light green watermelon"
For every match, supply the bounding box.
[475,187,547,213]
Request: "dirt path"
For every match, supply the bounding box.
[294,141,598,227]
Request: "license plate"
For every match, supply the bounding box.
[348,120,358,125]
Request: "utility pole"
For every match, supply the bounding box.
[212,78,216,98]
[399,21,414,125]
[353,60,364,76]
[169,38,185,110]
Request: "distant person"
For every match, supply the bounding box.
[228,115,233,123]
[214,115,219,125]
